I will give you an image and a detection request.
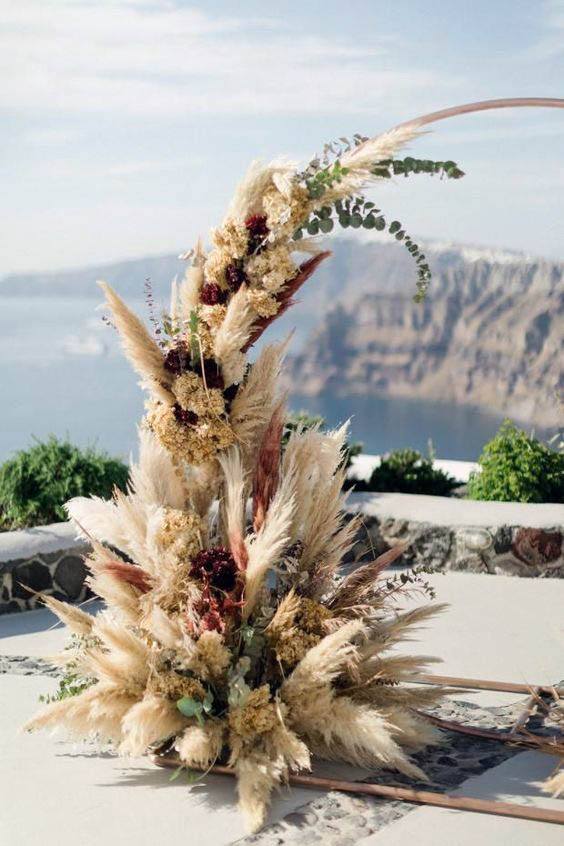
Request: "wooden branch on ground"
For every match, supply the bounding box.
[412,673,561,697]
[152,754,564,826]
[420,711,564,757]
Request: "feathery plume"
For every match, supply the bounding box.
[98,281,174,404]
[252,402,285,532]
[39,594,94,636]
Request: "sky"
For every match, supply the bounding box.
[2,0,564,273]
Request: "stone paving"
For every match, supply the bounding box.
[2,651,560,846]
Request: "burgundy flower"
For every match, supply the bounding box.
[245,214,269,237]
[223,381,240,410]
[245,214,269,253]
[225,263,247,292]
[193,357,224,390]
[200,283,228,306]
[173,404,199,426]
[190,547,238,593]
[163,343,190,375]
[199,608,225,633]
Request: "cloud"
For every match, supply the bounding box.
[106,158,206,177]
[22,127,80,146]
[1,0,453,119]
[527,0,564,59]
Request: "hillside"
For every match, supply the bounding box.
[285,242,563,428]
[2,238,562,428]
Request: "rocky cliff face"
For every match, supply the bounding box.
[286,241,563,429]
[3,238,561,428]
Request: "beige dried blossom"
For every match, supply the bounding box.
[247,289,279,318]
[200,304,227,331]
[156,507,204,560]
[229,685,278,739]
[204,219,249,287]
[246,244,297,294]
[189,630,232,681]
[263,183,310,235]
[204,250,232,286]
[147,671,205,702]
[268,597,330,669]
[147,402,235,465]
[172,372,225,417]
[211,219,249,259]
[175,719,225,768]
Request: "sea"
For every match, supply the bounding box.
[0,296,530,465]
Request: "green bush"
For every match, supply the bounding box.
[361,448,460,496]
[0,436,129,530]
[467,421,564,503]
[283,411,363,470]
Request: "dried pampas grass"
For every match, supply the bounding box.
[98,281,173,404]
[26,112,479,834]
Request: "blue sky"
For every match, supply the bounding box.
[2,0,563,273]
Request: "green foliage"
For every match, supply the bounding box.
[294,154,464,302]
[176,690,214,725]
[39,671,96,704]
[0,436,129,530]
[38,634,98,704]
[467,421,564,503]
[282,411,362,470]
[371,157,464,181]
[363,448,460,497]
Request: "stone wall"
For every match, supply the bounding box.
[1,493,563,614]
[0,523,90,614]
[345,493,564,577]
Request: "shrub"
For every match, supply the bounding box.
[467,421,564,503]
[361,448,460,496]
[283,411,362,470]
[0,436,129,530]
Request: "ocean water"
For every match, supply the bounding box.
[0,296,524,464]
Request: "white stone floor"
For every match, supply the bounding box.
[1,573,563,844]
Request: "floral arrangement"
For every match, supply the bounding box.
[26,99,563,831]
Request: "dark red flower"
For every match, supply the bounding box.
[163,343,190,375]
[193,357,224,390]
[200,283,228,306]
[245,214,269,253]
[245,214,269,237]
[173,404,199,426]
[223,381,240,410]
[225,263,247,292]
[199,608,225,633]
[190,547,238,593]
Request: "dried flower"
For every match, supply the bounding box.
[246,244,297,294]
[173,405,199,426]
[247,289,279,318]
[228,685,278,738]
[147,401,235,465]
[211,219,249,259]
[200,304,227,332]
[268,597,331,669]
[204,249,232,286]
[225,263,247,292]
[190,547,238,594]
[201,283,228,306]
[163,343,190,375]
[172,372,225,417]
[157,508,204,561]
[245,214,269,253]
[263,183,310,234]
[148,671,205,702]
